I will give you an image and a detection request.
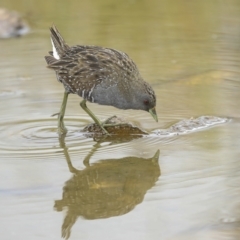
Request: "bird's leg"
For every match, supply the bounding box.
[58,91,68,134]
[80,99,109,135]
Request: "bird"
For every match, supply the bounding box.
[45,25,158,135]
[0,8,29,38]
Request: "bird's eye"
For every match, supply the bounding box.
[144,99,149,105]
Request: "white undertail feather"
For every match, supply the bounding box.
[51,38,60,59]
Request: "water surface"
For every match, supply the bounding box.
[0,0,240,239]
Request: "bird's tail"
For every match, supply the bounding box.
[49,25,70,59]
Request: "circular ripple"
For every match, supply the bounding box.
[0,114,162,160]
[0,117,93,155]
[0,115,228,159]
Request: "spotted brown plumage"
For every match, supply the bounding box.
[45,25,158,135]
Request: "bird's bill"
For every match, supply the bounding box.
[149,107,158,122]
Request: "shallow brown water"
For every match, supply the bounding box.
[0,0,240,239]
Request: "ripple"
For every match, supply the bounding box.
[0,115,229,158]
[0,117,92,156]
[0,89,23,98]
[0,115,159,160]
[152,116,230,137]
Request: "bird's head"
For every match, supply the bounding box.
[134,80,158,122]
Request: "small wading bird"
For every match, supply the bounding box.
[0,8,29,38]
[45,25,158,135]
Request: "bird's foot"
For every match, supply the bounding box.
[99,116,130,135]
[102,115,117,124]
[51,112,59,117]
[102,115,127,127]
[58,125,67,135]
[100,115,126,135]
[99,124,110,135]
[58,119,67,135]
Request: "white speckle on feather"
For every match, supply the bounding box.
[88,85,95,98]
[51,38,60,59]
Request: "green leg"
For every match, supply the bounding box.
[80,99,109,135]
[58,91,68,134]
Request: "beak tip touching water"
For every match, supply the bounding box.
[149,107,158,122]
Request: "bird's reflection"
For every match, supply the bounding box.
[55,135,160,239]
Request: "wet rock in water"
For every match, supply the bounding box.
[0,8,29,38]
[153,116,229,137]
[82,116,148,139]
[82,115,228,139]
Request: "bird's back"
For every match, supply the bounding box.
[45,35,141,104]
[45,25,156,111]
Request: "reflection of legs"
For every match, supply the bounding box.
[58,134,78,173]
[57,134,78,239]
[83,142,101,167]
[80,99,109,135]
[58,91,68,134]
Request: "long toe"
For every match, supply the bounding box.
[99,125,110,135]
[51,112,60,117]
[102,116,127,126]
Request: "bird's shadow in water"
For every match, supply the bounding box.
[55,134,161,239]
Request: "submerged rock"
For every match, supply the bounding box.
[82,115,228,139]
[0,8,29,38]
[82,116,148,139]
